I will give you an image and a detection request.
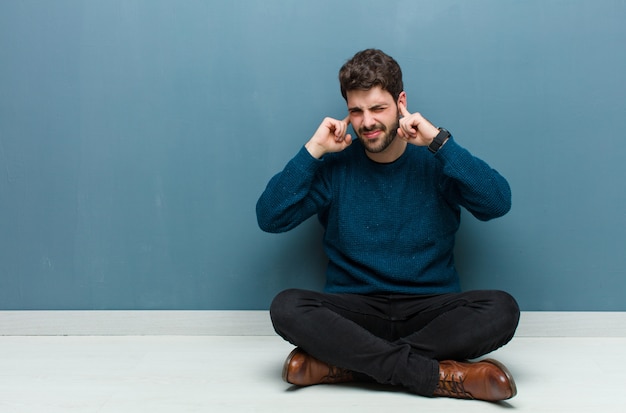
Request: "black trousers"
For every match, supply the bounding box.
[270,289,520,396]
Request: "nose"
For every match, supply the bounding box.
[362,110,376,129]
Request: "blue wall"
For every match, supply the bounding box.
[1,1,625,310]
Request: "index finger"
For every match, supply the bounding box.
[398,101,411,117]
[343,115,351,126]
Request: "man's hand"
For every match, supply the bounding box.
[305,116,353,159]
[397,102,440,146]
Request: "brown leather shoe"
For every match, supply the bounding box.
[282,348,354,386]
[434,359,517,401]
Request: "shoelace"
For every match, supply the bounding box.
[322,365,353,383]
[437,373,473,399]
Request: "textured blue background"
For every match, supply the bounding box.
[1,1,625,309]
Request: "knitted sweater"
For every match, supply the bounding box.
[256,136,511,295]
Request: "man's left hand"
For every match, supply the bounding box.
[397,102,440,146]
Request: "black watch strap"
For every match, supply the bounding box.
[428,128,450,154]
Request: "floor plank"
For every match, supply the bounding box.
[0,335,624,412]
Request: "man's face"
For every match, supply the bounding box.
[346,86,403,154]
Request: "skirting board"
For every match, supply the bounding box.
[1,311,625,337]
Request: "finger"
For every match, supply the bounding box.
[339,116,351,141]
[397,127,406,140]
[334,119,346,140]
[399,118,417,138]
[398,101,411,117]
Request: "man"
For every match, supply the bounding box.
[256,49,519,402]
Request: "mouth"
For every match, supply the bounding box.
[361,129,383,140]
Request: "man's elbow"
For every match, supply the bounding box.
[476,192,511,221]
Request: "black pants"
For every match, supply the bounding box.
[270,289,520,396]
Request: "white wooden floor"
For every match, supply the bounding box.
[1,333,625,413]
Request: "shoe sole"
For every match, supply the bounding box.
[482,358,518,399]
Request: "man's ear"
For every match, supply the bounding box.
[397,91,407,114]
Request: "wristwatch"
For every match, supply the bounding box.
[428,128,450,154]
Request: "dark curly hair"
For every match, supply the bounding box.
[339,49,404,101]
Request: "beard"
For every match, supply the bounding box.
[356,118,400,154]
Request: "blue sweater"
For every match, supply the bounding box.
[256,136,511,295]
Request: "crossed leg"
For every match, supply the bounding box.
[270,289,520,397]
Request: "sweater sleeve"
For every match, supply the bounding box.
[256,146,331,233]
[435,136,512,221]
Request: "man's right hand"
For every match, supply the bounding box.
[305,116,352,159]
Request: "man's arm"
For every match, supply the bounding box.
[256,116,352,233]
[436,139,511,221]
[397,102,511,220]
